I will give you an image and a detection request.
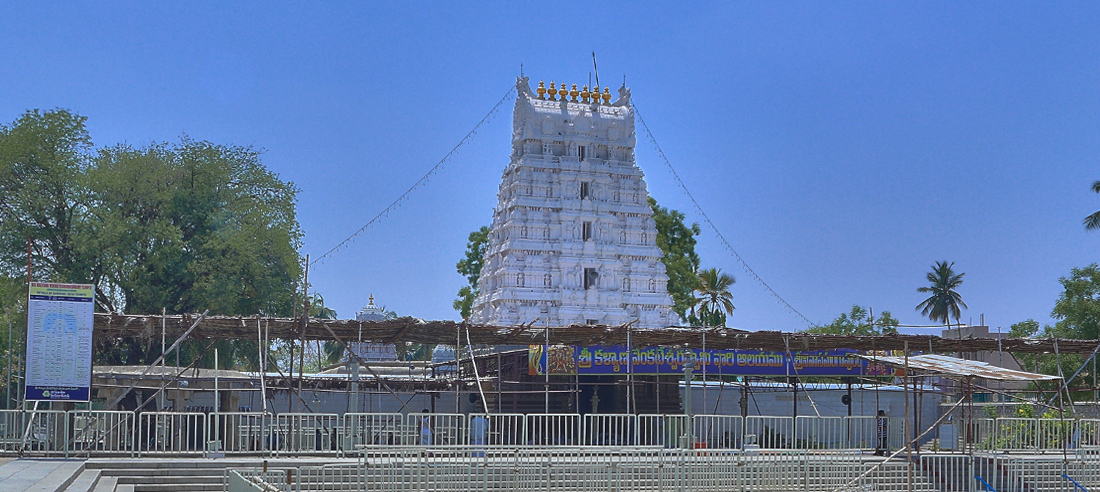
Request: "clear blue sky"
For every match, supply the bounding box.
[3,3,1099,334]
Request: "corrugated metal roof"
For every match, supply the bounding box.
[859,354,1061,381]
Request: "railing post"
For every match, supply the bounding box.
[63,410,70,458]
[803,450,810,492]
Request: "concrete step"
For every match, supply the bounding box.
[61,469,101,492]
[91,477,117,492]
[132,485,222,492]
[116,475,221,484]
[100,468,224,477]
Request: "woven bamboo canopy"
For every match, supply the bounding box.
[93,312,1100,355]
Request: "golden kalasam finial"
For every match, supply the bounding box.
[602,87,612,104]
[537,80,546,99]
[570,84,579,102]
[547,81,557,101]
[560,83,567,101]
[580,85,590,103]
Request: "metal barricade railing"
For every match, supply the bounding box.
[343,412,404,449]
[525,413,581,446]
[1077,419,1100,449]
[405,412,465,446]
[745,415,794,449]
[0,409,67,456]
[271,413,342,455]
[637,414,685,448]
[583,413,635,445]
[692,414,742,449]
[209,412,268,455]
[969,417,995,451]
[137,411,206,456]
[796,415,852,449]
[238,445,1100,492]
[921,453,977,492]
[0,409,25,455]
[475,413,524,446]
[991,417,1037,450]
[1037,417,1071,451]
[19,410,1100,464]
[997,456,1073,492]
[360,448,423,492]
[845,415,877,450]
[67,410,135,457]
[296,463,364,492]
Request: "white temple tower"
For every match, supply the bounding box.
[469,76,679,329]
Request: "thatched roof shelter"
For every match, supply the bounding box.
[93,313,1100,354]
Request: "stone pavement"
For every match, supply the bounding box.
[0,459,84,492]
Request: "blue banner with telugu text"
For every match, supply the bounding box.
[530,345,877,377]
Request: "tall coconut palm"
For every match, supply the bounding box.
[1084,181,1100,230]
[692,268,736,327]
[916,261,967,328]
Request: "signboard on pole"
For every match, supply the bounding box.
[24,282,94,402]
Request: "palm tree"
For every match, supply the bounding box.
[916,261,967,329]
[1084,181,1100,230]
[692,268,736,327]
[305,294,342,367]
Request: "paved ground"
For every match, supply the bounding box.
[0,459,84,492]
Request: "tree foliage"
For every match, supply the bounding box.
[0,109,304,369]
[1051,264,1100,340]
[916,261,967,327]
[453,226,490,320]
[1008,319,1040,339]
[1008,266,1100,394]
[689,268,735,327]
[1084,181,1100,231]
[649,197,701,319]
[805,305,899,335]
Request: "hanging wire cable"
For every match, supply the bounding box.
[634,104,816,328]
[311,87,517,266]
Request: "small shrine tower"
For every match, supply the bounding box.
[351,294,398,361]
[469,76,678,329]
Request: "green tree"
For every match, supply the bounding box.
[1051,264,1100,340]
[0,109,95,290]
[453,226,490,320]
[649,197,702,319]
[1008,319,1040,338]
[0,109,304,369]
[806,305,899,335]
[1004,270,1100,396]
[0,274,27,408]
[1040,265,1100,393]
[690,268,735,327]
[89,138,302,317]
[1084,181,1100,230]
[307,293,343,366]
[916,261,967,329]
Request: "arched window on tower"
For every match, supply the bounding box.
[622,278,630,292]
[648,279,657,293]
